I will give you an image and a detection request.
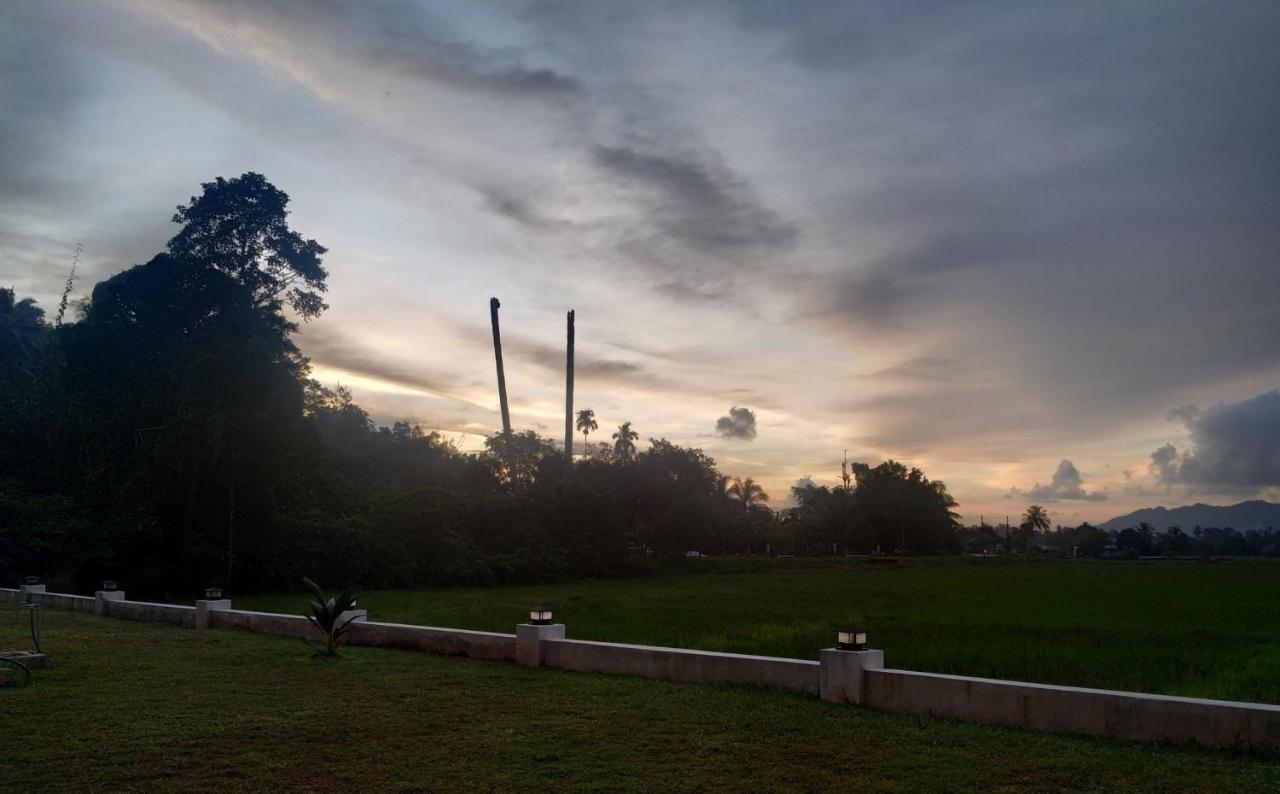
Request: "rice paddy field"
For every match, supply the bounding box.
[237,557,1280,703]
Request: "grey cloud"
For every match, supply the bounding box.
[1015,460,1107,502]
[593,144,797,257]
[799,1,1280,453]
[715,406,758,440]
[1150,390,1280,489]
[163,0,581,103]
[502,335,678,393]
[478,186,577,232]
[1149,443,1179,483]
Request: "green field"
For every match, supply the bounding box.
[2,611,1278,792]
[237,558,1280,703]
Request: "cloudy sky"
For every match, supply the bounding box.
[4,0,1278,524]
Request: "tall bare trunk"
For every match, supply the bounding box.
[225,474,235,589]
[489,297,511,436]
[564,309,575,475]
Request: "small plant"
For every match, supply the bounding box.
[302,577,363,658]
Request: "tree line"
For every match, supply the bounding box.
[0,173,967,595]
[958,506,1279,558]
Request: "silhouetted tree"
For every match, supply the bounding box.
[575,408,597,456]
[0,288,47,372]
[168,172,329,319]
[612,421,639,462]
[1017,504,1051,552]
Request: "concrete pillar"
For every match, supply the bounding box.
[194,598,232,629]
[95,590,126,616]
[819,648,884,704]
[516,623,565,667]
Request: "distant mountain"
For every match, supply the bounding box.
[1098,500,1280,532]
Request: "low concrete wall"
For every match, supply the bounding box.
[208,608,314,640]
[348,621,516,662]
[542,638,820,694]
[11,584,1280,749]
[28,591,96,613]
[104,599,196,628]
[864,668,1280,748]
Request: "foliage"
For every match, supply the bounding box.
[302,576,364,657]
[168,172,329,319]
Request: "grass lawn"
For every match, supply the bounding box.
[2,611,1278,792]
[236,557,1280,703]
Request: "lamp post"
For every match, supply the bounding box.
[836,627,868,651]
[529,607,553,626]
[820,626,882,705]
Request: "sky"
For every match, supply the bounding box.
[3,0,1278,525]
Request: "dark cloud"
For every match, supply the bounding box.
[592,144,797,257]
[478,186,576,232]
[715,406,758,440]
[496,333,687,395]
[1013,460,1106,502]
[1149,390,1280,489]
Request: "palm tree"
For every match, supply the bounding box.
[728,477,769,515]
[0,288,47,369]
[575,408,598,456]
[612,421,638,462]
[1020,504,1050,552]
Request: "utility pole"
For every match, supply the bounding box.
[489,297,511,436]
[564,309,575,475]
[841,450,851,553]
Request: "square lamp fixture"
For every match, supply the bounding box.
[102,580,118,591]
[529,607,553,625]
[204,587,223,600]
[836,627,868,651]
[24,575,40,586]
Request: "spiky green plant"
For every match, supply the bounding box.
[302,577,363,657]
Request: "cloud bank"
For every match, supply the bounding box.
[1150,390,1280,490]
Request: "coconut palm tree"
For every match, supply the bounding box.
[0,288,47,370]
[728,477,769,516]
[1019,504,1050,552]
[575,408,598,456]
[1023,504,1050,533]
[612,421,638,462]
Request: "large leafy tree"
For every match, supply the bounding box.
[851,460,960,555]
[58,252,315,590]
[168,172,329,320]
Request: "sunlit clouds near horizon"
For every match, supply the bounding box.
[3,0,1278,523]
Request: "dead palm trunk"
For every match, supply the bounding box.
[489,297,511,436]
[564,309,574,475]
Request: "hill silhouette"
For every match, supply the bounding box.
[1099,500,1280,532]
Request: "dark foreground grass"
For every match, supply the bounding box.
[238,558,1280,703]
[2,612,1278,792]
